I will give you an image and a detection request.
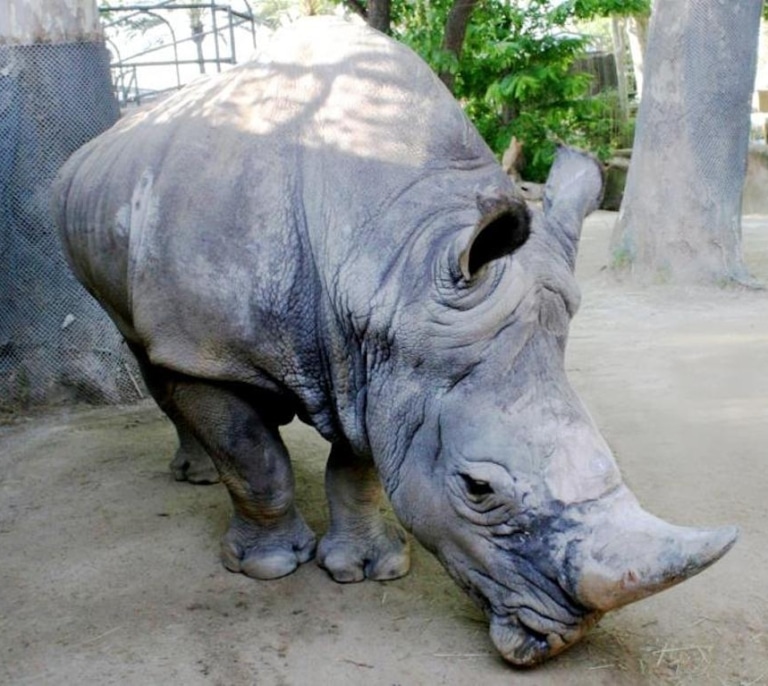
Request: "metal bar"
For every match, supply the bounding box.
[98,3,256,23]
[210,0,222,73]
[98,0,255,97]
[139,10,182,89]
[115,64,140,105]
[131,65,139,104]
[228,8,236,64]
[100,4,237,12]
[229,9,255,21]
[98,0,177,29]
[104,36,123,64]
[111,58,235,68]
[116,24,231,64]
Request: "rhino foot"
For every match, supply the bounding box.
[169,422,220,484]
[221,512,317,580]
[169,446,220,484]
[317,521,410,583]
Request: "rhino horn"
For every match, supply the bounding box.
[570,487,738,612]
[542,146,604,270]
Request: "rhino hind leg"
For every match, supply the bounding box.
[317,442,410,583]
[169,424,220,485]
[129,348,316,579]
[130,346,218,484]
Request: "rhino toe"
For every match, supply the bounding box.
[365,545,411,581]
[318,522,411,583]
[221,513,317,580]
[238,549,307,580]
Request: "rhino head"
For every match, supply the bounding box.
[362,147,736,666]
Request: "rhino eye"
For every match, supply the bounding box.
[459,473,495,499]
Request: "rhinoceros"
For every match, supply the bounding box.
[52,16,736,666]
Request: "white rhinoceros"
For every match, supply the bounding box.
[52,16,736,666]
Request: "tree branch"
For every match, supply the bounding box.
[439,0,479,92]
[366,0,391,34]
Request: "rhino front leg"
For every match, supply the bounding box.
[169,423,219,485]
[317,442,410,583]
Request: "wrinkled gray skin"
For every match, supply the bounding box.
[53,17,736,667]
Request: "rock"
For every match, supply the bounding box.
[602,157,630,211]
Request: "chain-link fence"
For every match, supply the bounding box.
[1,1,258,412]
[0,41,145,411]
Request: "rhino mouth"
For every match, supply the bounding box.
[467,565,600,667]
[489,606,602,666]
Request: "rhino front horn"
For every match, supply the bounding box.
[571,487,738,612]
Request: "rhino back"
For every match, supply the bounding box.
[54,17,508,440]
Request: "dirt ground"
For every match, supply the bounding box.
[2,211,768,686]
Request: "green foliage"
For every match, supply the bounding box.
[392,0,643,181]
[569,0,650,20]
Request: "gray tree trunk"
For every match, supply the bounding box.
[610,16,629,124]
[366,0,391,34]
[611,0,762,285]
[627,13,649,97]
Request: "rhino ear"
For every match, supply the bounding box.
[543,146,604,270]
[459,196,530,281]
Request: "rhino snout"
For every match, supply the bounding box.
[480,560,601,666]
[489,607,602,667]
[470,485,737,667]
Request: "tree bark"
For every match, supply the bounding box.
[342,0,391,34]
[611,0,762,285]
[438,0,479,92]
[366,0,391,34]
[610,16,629,123]
[627,13,649,98]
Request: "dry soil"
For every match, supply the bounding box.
[1,211,767,685]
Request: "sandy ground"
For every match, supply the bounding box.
[2,211,768,685]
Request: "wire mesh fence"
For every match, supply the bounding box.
[0,41,145,411]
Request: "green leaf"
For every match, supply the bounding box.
[374,0,636,181]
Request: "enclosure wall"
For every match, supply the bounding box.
[0,41,142,408]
